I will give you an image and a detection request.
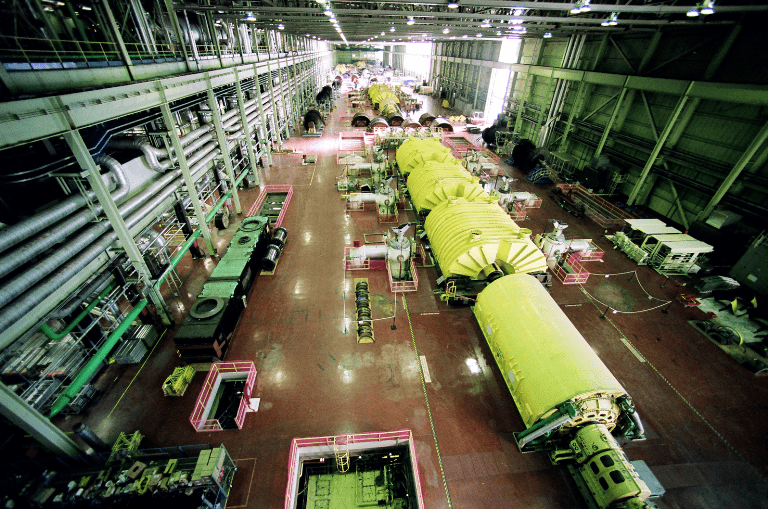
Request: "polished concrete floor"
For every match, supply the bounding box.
[61,87,768,509]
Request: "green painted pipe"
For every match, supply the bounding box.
[49,300,148,418]
[40,284,115,341]
[156,170,249,285]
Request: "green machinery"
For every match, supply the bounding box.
[4,441,236,507]
[174,216,270,361]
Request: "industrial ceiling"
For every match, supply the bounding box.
[174,0,768,43]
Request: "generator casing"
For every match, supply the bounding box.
[474,274,628,431]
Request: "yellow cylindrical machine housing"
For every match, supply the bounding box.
[424,197,547,277]
[406,161,488,212]
[396,137,455,175]
[474,274,627,430]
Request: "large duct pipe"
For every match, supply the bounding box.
[0,154,130,256]
[48,270,115,320]
[0,146,220,316]
[0,141,217,280]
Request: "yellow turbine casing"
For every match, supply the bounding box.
[396,137,455,175]
[424,197,548,277]
[406,161,489,212]
[474,274,628,431]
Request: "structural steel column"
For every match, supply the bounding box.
[158,100,217,255]
[162,0,192,72]
[627,88,691,205]
[253,64,273,166]
[234,68,259,185]
[206,75,242,214]
[0,383,82,456]
[594,87,627,157]
[100,0,135,81]
[64,130,172,325]
[667,181,690,230]
[204,10,223,67]
[265,59,283,147]
[699,119,768,219]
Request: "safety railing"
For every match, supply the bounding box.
[508,201,527,221]
[343,246,370,271]
[377,211,399,224]
[573,243,605,261]
[190,360,257,432]
[388,259,419,293]
[284,429,424,509]
[247,184,293,227]
[551,253,590,285]
[560,184,634,230]
[0,35,183,70]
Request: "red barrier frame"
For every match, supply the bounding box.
[189,361,257,432]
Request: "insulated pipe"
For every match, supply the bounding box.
[0,155,130,279]
[40,283,116,341]
[0,146,219,315]
[49,270,114,320]
[108,138,172,172]
[0,143,217,280]
[49,299,147,418]
[0,154,130,256]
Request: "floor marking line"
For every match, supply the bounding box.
[579,287,746,463]
[619,337,646,363]
[419,355,432,383]
[403,295,453,509]
[97,330,167,433]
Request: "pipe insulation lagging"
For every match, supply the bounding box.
[0,156,130,279]
[0,147,220,320]
[0,154,130,257]
[0,142,218,280]
[48,271,114,320]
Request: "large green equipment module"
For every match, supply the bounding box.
[174,216,270,361]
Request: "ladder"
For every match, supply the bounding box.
[330,435,350,473]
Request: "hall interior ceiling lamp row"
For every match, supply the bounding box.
[215,0,763,42]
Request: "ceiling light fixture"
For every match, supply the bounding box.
[390,26,395,31]
[278,24,284,30]
[601,12,619,26]
[480,20,491,28]
[442,27,450,34]
[543,32,553,38]
[513,8,523,16]
[570,0,590,14]
[246,14,256,21]
[700,0,715,15]
[510,18,524,25]
[476,33,482,37]
[686,7,700,16]
[381,31,385,35]
[496,30,502,35]
[462,34,468,38]
[406,16,415,25]
[447,0,459,9]
[324,8,333,16]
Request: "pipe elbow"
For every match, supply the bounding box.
[94,154,130,203]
